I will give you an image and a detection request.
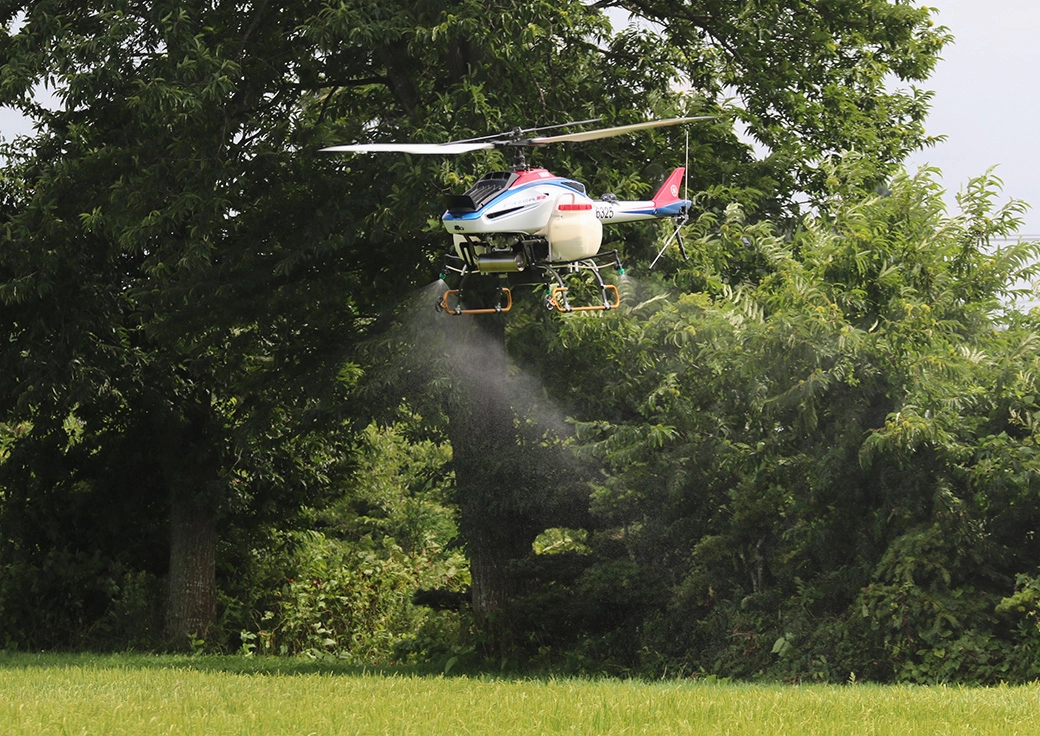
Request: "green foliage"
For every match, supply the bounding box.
[0,550,162,651]
[244,530,462,661]
[232,420,468,662]
[0,0,986,676]
[509,158,1040,682]
[615,0,949,209]
[313,420,458,557]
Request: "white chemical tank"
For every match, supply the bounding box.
[547,193,602,261]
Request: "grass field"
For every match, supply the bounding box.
[2,653,1040,735]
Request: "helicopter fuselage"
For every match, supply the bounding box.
[442,167,689,264]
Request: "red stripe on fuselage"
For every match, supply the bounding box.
[511,168,557,186]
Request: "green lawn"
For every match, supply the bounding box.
[2,653,1040,735]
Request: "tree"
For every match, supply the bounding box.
[604,0,949,210]
[335,0,949,630]
[312,0,721,626]
[0,0,949,649]
[1,0,662,645]
[0,0,375,646]
[515,157,1040,680]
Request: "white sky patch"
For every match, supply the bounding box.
[905,0,1040,237]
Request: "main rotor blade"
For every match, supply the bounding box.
[321,142,495,154]
[529,116,714,145]
[451,118,603,144]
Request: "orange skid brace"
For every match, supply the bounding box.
[442,287,512,315]
[549,284,620,313]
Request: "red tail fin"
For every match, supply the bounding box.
[652,167,686,207]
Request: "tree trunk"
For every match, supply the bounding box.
[465,520,533,616]
[444,312,536,622]
[164,490,217,647]
[156,398,220,648]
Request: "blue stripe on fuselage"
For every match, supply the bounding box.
[442,180,575,221]
[653,201,690,217]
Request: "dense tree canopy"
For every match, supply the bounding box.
[14,0,1037,687]
[605,0,947,208]
[510,160,1040,681]
[0,0,376,645]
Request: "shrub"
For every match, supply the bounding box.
[243,530,468,662]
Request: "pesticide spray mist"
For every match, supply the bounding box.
[390,277,590,615]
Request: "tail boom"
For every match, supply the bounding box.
[596,167,689,224]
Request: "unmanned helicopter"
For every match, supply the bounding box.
[323,116,709,314]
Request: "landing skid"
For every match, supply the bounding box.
[542,252,622,313]
[437,247,623,316]
[439,280,513,315]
